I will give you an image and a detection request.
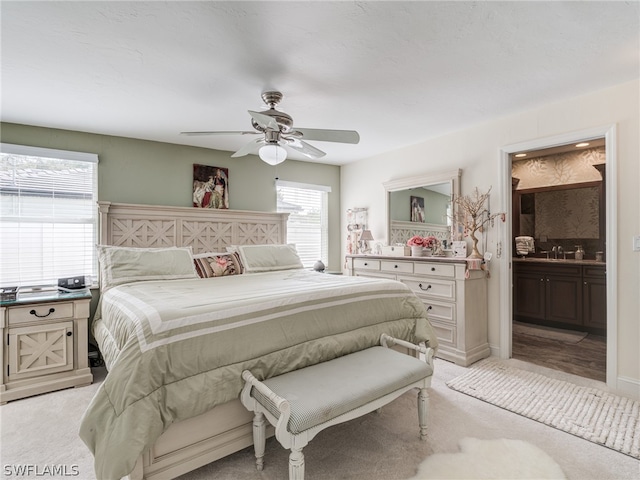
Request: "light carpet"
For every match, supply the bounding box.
[512,321,588,343]
[410,437,566,480]
[447,359,640,459]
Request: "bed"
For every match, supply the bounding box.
[80,202,438,480]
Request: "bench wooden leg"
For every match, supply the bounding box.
[418,387,429,440]
[252,412,266,470]
[289,447,305,480]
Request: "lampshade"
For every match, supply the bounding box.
[259,144,287,165]
[360,230,374,241]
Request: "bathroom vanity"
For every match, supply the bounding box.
[513,258,606,335]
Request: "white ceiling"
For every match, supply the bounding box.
[2,2,638,165]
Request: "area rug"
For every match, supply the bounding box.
[447,360,640,459]
[409,437,566,479]
[513,321,588,343]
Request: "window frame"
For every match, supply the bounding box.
[276,179,331,268]
[1,143,99,288]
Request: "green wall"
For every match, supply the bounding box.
[1,123,342,269]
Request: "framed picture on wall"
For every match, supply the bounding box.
[410,195,425,223]
[193,164,229,209]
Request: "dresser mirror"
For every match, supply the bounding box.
[383,169,461,247]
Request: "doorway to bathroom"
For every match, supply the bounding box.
[499,125,617,387]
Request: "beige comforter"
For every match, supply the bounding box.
[80,270,437,479]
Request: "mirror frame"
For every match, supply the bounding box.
[383,168,462,245]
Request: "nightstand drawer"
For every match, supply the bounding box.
[353,259,381,271]
[7,302,74,325]
[380,261,413,274]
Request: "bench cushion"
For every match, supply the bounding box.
[251,346,432,434]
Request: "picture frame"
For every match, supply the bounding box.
[410,195,425,223]
[193,164,229,209]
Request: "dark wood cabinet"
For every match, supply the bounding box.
[513,261,604,334]
[582,265,607,334]
[546,273,582,325]
[513,271,545,320]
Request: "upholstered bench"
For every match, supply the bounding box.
[240,334,435,480]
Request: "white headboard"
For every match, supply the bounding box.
[98,202,288,253]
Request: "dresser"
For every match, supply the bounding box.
[1,290,94,404]
[346,254,489,366]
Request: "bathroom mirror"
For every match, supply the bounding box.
[383,169,461,246]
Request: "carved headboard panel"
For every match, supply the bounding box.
[98,202,288,253]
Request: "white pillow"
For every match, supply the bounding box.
[227,244,304,273]
[97,245,198,292]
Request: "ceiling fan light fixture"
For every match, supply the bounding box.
[259,144,287,165]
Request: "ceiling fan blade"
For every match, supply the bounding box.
[180,130,258,136]
[294,128,360,144]
[284,138,326,159]
[248,110,280,131]
[231,138,264,158]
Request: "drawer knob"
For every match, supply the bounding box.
[418,283,432,291]
[66,331,73,337]
[431,267,436,272]
[394,264,398,268]
[364,262,368,266]
[29,307,55,318]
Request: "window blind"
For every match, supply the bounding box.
[276,180,330,268]
[0,144,99,288]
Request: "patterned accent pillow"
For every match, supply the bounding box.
[192,252,243,278]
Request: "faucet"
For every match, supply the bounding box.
[551,245,564,259]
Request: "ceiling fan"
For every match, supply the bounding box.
[180,91,360,165]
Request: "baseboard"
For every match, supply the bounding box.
[615,375,640,400]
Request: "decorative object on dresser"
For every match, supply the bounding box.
[346,207,368,255]
[0,290,93,404]
[453,186,502,259]
[380,245,411,257]
[359,229,374,254]
[193,164,229,209]
[346,254,489,366]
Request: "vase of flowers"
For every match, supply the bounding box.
[407,235,425,256]
[407,235,441,256]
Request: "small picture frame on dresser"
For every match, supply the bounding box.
[452,241,467,258]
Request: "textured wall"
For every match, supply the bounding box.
[512,146,605,189]
[535,187,599,239]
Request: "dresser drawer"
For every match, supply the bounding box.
[430,320,456,348]
[400,277,455,301]
[380,261,413,274]
[7,302,75,325]
[422,299,455,324]
[352,258,381,271]
[414,262,456,278]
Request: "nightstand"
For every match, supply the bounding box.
[1,290,94,404]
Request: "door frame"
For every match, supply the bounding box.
[498,124,617,388]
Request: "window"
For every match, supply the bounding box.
[0,144,99,288]
[276,180,330,268]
